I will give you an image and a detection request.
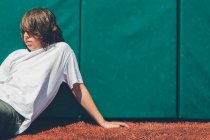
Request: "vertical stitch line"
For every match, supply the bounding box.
[176,0,181,119]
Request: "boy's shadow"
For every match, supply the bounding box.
[3,83,90,139]
[22,118,79,135]
[2,119,79,140]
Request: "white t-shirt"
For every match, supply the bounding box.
[0,42,83,134]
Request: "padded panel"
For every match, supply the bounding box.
[180,0,210,119]
[81,0,177,118]
[0,0,81,118]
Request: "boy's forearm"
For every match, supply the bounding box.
[72,83,105,125]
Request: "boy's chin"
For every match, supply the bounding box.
[25,46,31,52]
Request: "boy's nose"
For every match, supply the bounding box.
[23,32,30,41]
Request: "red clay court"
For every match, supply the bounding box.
[3,119,210,140]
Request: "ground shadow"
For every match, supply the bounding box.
[24,118,79,134]
[1,118,79,140]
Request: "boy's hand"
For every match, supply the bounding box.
[99,120,129,128]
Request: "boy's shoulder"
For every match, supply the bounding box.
[3,49,28,62]
[9,49,28,57]
[55,42,73,53]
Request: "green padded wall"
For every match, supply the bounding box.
[80,0,177,118]
[0,0,82,118]
[180,0,210,119]
[3,0,210,120]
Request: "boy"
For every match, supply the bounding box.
[0,8,128,136]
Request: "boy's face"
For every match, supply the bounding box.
[23,32,43,52]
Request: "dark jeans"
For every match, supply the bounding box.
[0,100,25,136]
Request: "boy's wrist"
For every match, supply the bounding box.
[96,117,106,126]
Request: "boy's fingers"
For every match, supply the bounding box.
[112,122,129,128]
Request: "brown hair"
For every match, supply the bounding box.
[20,8,64,47]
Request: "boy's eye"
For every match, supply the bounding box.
[21,29,26,33]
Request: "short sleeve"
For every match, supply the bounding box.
[63,51,83,89]
[0,53,12,83]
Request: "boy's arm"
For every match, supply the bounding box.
[72,83,128,128]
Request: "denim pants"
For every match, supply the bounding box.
[0,100,25,136]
